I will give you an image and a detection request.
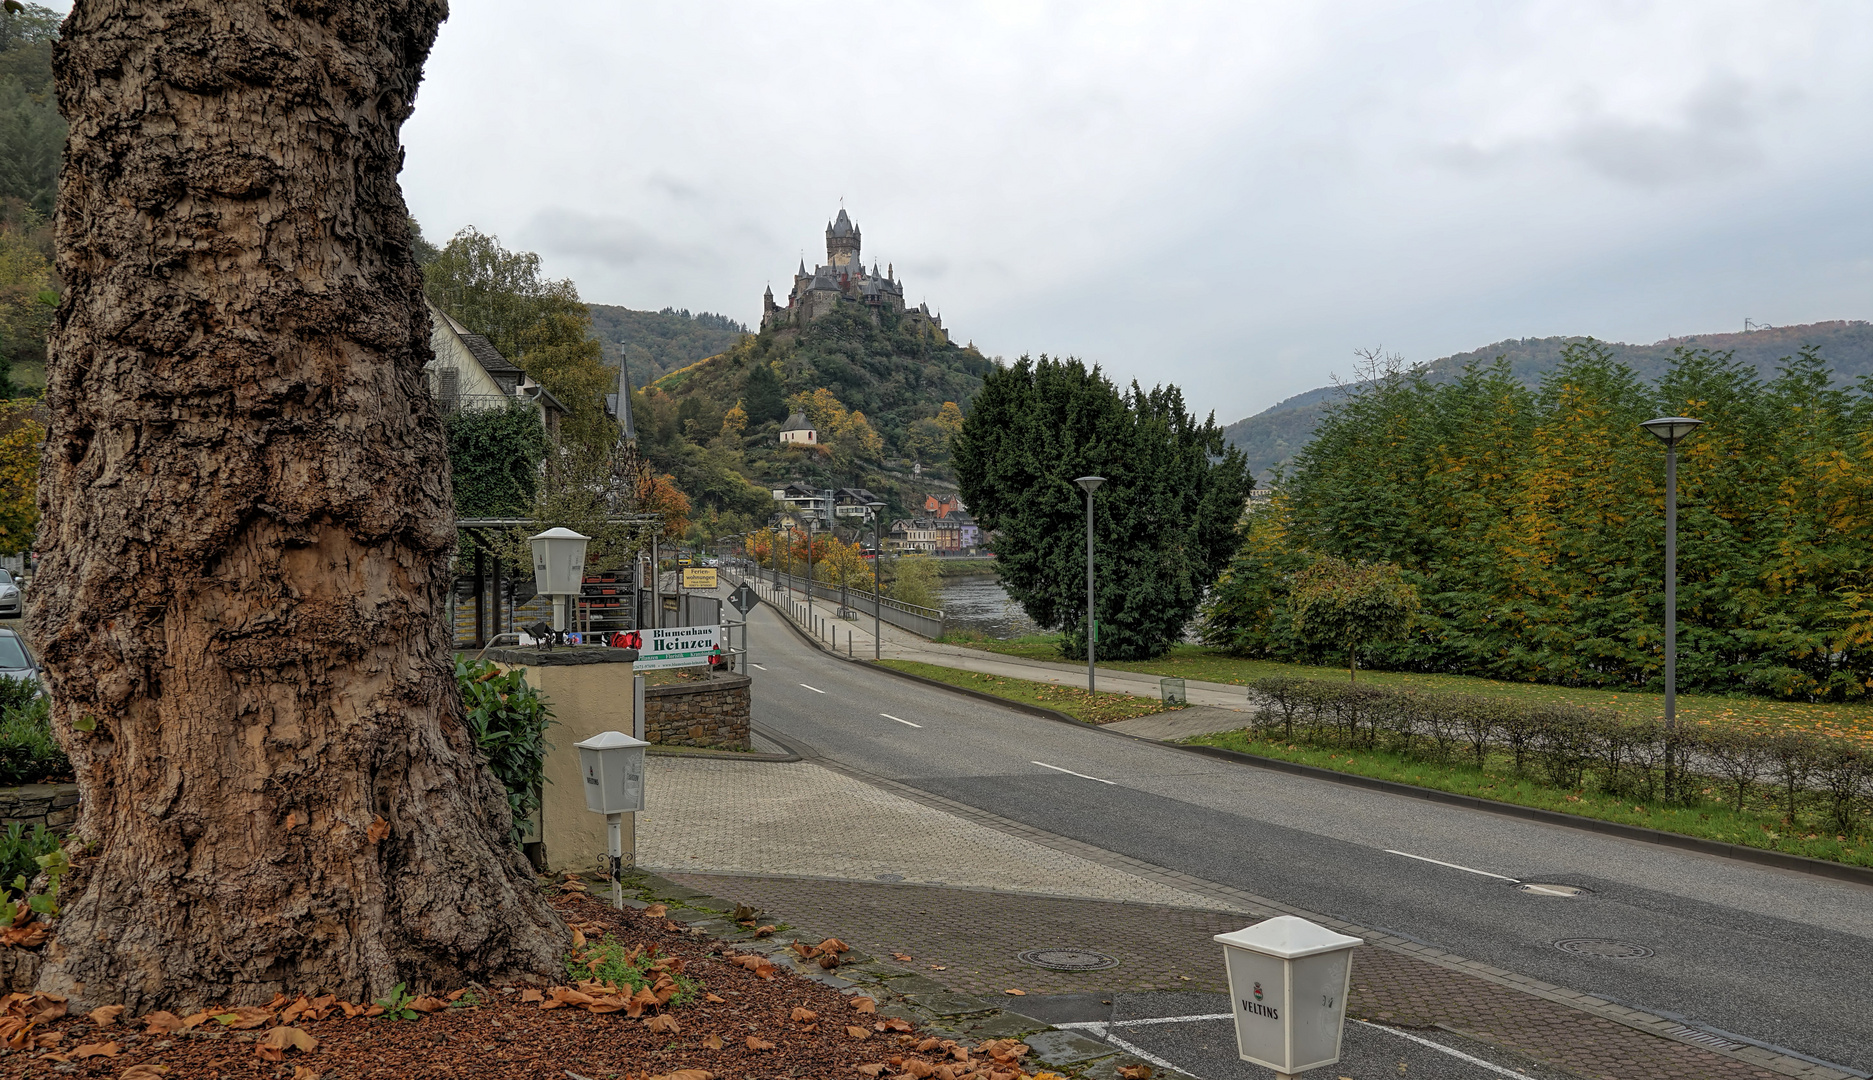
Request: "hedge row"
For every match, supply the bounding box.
[1247,677,1871,836]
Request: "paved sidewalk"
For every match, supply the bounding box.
[739,574,1256,716]
[638,756,1247,911]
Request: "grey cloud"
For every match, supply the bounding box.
[1563,78,1766,186]
[521,208,716,269]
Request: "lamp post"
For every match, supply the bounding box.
[805,515,815,633]
[867,501,887,660]
[1075,476,1105,693]
[1639,417,1703,791]
[529,527,591,638]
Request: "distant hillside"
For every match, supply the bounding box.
[587,304,749,389]
[628,303,992,522]
[1226,321,1873,480]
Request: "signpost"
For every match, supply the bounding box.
[1214,916,1362,1078]
[682,567,718,591]
[634,624,721,671]
[728,583,757,616]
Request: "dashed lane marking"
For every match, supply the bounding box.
[881,714,923,728]
[1032,761,1116,785]
[800,683,826,694]
[1385,849,1519,882]
[751,663,767,670]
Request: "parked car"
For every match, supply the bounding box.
[0,628,39,690]
[0,569,19,618]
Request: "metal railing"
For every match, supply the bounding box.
[743,569,945,640]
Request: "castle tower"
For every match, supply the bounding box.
[826,208,861,269]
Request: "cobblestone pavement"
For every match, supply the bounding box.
[638,756,1247,911]
[668,873,1790,1080]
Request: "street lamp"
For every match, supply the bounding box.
[867,501,887,660]
[1075,476,1105,693]
[529,527,591,638]
[1639,417,1703,747]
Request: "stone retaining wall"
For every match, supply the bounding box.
[642,673,751,749]
[0,784,79,835]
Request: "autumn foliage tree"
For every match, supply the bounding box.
[1205,341,1873,700]
[29,0,566,1009]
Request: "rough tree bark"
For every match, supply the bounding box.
[28,0,569,1010]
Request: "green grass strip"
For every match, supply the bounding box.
[1186,729,1873,869]
[947,636,1873,746]
[876,659,1174,725]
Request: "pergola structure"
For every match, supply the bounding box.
[455,515,663,647]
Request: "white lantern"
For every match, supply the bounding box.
[574,730,648,814]
[1214,916,1362,1077]
[529,527,591,599]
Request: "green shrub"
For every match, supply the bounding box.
[566,935,701,1006]
[0,822,59,895]
[1247,675,1872,833]
[0,691,68,786]
[454,656,554,845]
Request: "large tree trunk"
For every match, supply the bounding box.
[28,0,568,1010]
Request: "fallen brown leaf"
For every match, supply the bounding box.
[745,1035,774,1050]
[891,953,914,962]
[817,938,850,954]
[1117,1067,1153,1080]
[645,1013,681,1034]
[818,953,841,970]
[70,1040,120,1059]
[86,1004,125,1028]
[261,1026,317,1054]
[853,997,877,1014]
[571,927,586,947]
[857,1066,888,1078]
[366,816,390,844]
[650,1071,713,1080]
[119,1066,170,1079]
[702,1033,723,1049]
[519,988,545,1003]
[791,1007,818,1022]
[32,1030,60,1047]
[754,925,776,937]
[1003,988,1026,996]
[847,1025,871,1039]
[704,993,726,1004]
[644,903,668,918]
[294,1068,320,1080]
[141,1011,183,1034]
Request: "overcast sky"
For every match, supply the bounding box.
[400,1,1873,423]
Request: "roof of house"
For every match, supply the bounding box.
[781,412,816,432]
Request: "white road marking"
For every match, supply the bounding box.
[751,663,767,670]
[881,714,922,728]
[1032,761,1116,785]
[1064,1014,1538,1080]
[1058,1015,1231,1029]
[1385,849,1519,882]
[1355,1019,1540,1078]
[800,683,826,694]
[1063,1024,1198,1079]
[1519,883,1577,896]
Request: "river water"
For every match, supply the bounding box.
[935,575,1044,639]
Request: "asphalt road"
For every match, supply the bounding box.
[733,594,1873,1074]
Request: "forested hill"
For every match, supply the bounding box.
[1225,320,1873,480]
[627,304,992,525]
[587,304,749,390]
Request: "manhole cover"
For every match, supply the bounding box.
[1017,948,1119,971]
[1517,883,1587,897]
[1555,938,1653,959]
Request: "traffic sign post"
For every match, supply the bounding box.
[1214,916,1362,1078]
[729,583,757,615]
[682,567,718,591]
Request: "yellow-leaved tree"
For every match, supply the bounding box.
[0,399,44,553]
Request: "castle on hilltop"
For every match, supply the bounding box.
[762,209,946,341]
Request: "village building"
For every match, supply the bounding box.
[779,412,818,445]
[426,298,566,436]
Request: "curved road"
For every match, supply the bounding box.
[731,594,1873,1074]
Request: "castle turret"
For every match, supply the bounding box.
[826,208,861,269]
